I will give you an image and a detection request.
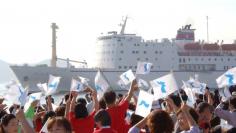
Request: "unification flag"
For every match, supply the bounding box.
[70,78,84,92]
[120,69,135,85]
[95,70,110,99]
[150,73,179,100]
[4,81,28,106]
[216,67,236,88]
[47,75,61,95]
[186,77,206,94]
[136,62,152,75]
[138,79,149,90]
[79,76,90,86]
[182,81,196,107]
[219,87,232,101]
[135,90,154,117]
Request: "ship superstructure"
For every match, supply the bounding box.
[10,17,236,91]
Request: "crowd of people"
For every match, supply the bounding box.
[0,79,236,133]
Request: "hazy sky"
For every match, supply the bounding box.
[0,0,235,66]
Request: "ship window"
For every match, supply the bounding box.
[134,43,136,46]
[145,58,149,61]
[201,58,204,61]
[155,58,158,61]
[129,66,132,69]
[155,51,158,54]
[112,51,114,54]
[228,58,230,61]
[119,66,122,69]
[144,51,146,54]
[215,58,217,61]
[160,51,163,54]
[183,58,185,63]
[221,58,223,61]
[188,58,190,61]
[208,58,211,61]
[119,58,122,61]
[135,66,137,69]
[120,50,124,54]
[120,43,123,46]
[135,51,139,54]
[151,66,154,69]
[179,58,181,63]
[145,43,148,46]
[137,58,140,61]
[195,58,198,61]
[132,51,135,54]
[124,66,127,69]
[137,44,140,46]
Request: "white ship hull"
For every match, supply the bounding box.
[10,65,226,92]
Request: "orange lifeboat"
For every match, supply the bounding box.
[202,44,219,50]
[184,43,201,50]
[221,44,236,51]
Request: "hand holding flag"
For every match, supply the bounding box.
[135,90,154,117]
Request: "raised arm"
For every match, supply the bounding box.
[125,79,138,102]
[69,91,78,113]
[205,90,213,105]
[46,96,53,111]
[16,109,36,133]
[91,89,99,112]
[181,104,197,127]
[65,93,71,118]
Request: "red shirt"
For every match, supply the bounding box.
[106,100,129,133]
[69,111,95,133]
[93,128,117,133]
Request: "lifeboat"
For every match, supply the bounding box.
[221,44,236,51]
[184,43,201,50]
[202,44,219,50]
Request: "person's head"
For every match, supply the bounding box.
[74,103,88,119]
[0,114,18,133]
[45,96,55,104]
[94,109,111,128]
[147,110,174,133]
[103,90,116,106]
[130,114,143,126]
[64,93,73,103]
[55,106,66,117]
[98,99,106,109]
[47,117,72,133]
[9,105,20,114]
[76,98,87,106]
[169,95,181,108]
[229,96,236,111]
[42,111,56,125]
[197,102,213,123]
[177,108,199,131]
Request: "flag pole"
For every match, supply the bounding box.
[170,70,184,104]
[97,68,113,90]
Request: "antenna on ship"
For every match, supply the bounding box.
[119,16,128,35]
[51,23,59,67]
[206,16,209,43]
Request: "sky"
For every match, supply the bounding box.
[0,0,235,66]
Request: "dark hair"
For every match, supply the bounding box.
[229,96,236,109]
[169,95,181,108]
[94,109,111,126]
[99,99,106,109]
[55,106,65,117]
[74,103,88,118]
[0,114,16,133]
[103,90,116,105]
[45,96,54,104]
[77,98,87,106]
[9,105,20,114]
[42,111,56,125]
[197,102,213,113]
[0,110,7,120]
[147,110,174,133]
[47,117,72,133]
[210,116,221,128]
[64,93,73,102]
[130,114,143,126]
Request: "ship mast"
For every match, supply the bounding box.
[206,16,209,43]
[51,23,58,67]
[119,16,128,35]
